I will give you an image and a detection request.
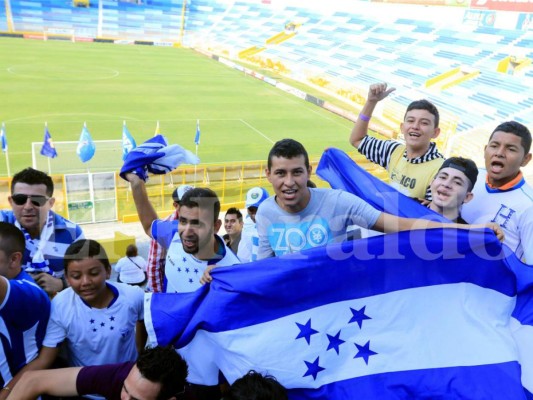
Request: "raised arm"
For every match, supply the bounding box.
[7,367,81,400]
[124,173,159,237]
[349,82,396,148]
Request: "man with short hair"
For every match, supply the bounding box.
[256,139,503,259]
[223,370,287,400]
[427,156,478,224]
[349,82,444,200]
[0,222,50,394]
[146,184,193,292]
[237,187,269,262]
[125,173,239,293]
[223,207,243,254]
[0,167,84,296]
[7,345,188,400]
[462,121,533,263]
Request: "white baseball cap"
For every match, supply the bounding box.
[172,184,193,202]
[245,187,269,208]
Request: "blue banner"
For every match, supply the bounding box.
[76,124,95,163]
[40,126,58,158]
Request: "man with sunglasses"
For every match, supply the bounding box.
[0,168,84,296]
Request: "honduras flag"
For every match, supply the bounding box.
[316,147,533,397]
[122,122,137,160]
[40,126,58,158]
[316,148,447,221]
[145,229,532,399]
[120,134,199,181]
[76,123,95,163]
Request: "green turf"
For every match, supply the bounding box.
[0,37,356,175]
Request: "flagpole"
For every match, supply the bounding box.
[194,119,200,187]
[2,122,10,177]
[5,149,10,178]
[45,122,51,175]
[194,144,198,187]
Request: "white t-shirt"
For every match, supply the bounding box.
[43,281,144,367]
[462,169,533,263]
[151,220,241,293]
[115,255,147,284]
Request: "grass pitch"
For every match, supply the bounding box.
[0,37,355,175]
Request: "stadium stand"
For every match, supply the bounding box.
[1,0,532,224]
[4,0,533,147]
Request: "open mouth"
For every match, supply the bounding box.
[490,161,505,173]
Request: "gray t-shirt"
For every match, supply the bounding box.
[256,188,381,259]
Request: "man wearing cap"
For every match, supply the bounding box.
[146,184,192,292]
[427,157,478,224]
[237,187,269,262]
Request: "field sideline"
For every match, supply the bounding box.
[0,37,356,175]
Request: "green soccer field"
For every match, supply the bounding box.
[0,37,356,176]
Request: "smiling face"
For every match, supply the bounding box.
[484,131,531,187]
[9,183,55,237]
[400,109,440,155]
[266,155,311,214]
[66,257,111,308]
[178,205,221,260]
[430,167,473,216]
[224,213,242,236]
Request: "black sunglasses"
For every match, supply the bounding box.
[11,194,50,207]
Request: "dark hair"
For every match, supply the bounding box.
[0,222,25,256]
[11,168,54,196]
[225,207,243,222]
[225,370,288,400]
[180,188,220,224]
[267,139,310,171]
[404,99,440,128]
[306,180,317,188]
[64,239,111,272]
[490,121,531,154]
[438,156,478,191]
[125,244,138,257]
[136,345,188,400]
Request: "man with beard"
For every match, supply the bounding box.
[125,173,240,293]
[462,121,533,264]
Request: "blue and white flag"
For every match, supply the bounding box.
[194,119,200,146]
[1,122,7,153]
[316,148,447,221]
[316,148,533,397]
[40,126,58,158]
[145,229,532,399]
[122,122,137,160]
[120,134,200,181]
[76,123,95,163]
